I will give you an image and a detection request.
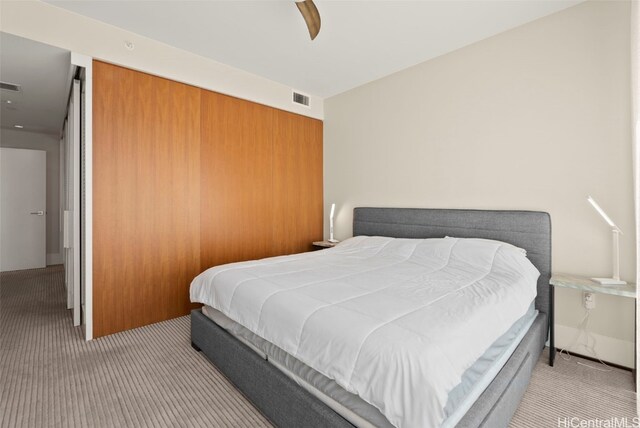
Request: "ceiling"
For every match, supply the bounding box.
[45,0,582,98]
[0,33,71,136]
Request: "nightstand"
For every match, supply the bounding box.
[549,273,636,367]
[312,240,339,249]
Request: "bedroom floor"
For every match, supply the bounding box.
[1,266,636,427]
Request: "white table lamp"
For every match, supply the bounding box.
[587,196,626,285]
[328,203,338,243]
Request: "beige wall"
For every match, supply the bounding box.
[1,129,61,264]
[324,1,635,367]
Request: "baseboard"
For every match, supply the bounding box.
[46,253,63,265]
[554,324,634,368]
[548,346,633,372]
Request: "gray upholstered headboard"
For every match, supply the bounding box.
[353,207,551,316]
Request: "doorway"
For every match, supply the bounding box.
[0,33,83,328]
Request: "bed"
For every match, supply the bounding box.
[190,207,551,428]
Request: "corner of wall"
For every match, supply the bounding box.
[46,253,63,266]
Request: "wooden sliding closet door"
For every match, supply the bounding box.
[93,61,201,338]
[272,110,323,255]
[200,91,274,269]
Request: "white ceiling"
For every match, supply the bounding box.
[45,0,582,98]
[0,33,71,136]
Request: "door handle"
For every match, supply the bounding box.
[30,211,44,216]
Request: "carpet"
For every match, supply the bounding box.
[1,266,636,427]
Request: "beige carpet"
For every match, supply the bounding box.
[0,266,271,428]
[0,266,636,427]
[510,350,637,427]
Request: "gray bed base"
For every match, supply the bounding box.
[191,207,552,428]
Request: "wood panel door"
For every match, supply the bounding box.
[200,91,274,269]
[93,61,201,338]
[272,110,323,255]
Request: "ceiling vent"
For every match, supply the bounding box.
[292,91,310,108]
[0,81,21,92]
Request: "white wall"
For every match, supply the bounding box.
[324,1,635,367]
[0,0,322,120]
[0,129,61,265]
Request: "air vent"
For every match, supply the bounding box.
[0,81,21,92]
[292,91,310,107]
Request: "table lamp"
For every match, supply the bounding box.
[328,203,338,243]
[587,196,626,285]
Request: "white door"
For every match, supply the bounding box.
[0,148,47,271]
[64,79,81,326]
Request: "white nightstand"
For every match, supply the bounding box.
[549,273,636,368]
[312,240,339,249]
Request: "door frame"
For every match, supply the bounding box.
[70,52,93,340]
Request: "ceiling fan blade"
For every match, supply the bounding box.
[296,0,321,41]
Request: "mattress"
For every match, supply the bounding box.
[191,236,540,427]
[202,303,537,428]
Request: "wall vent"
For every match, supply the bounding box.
[292,91,310,107]
[0,81,21,92]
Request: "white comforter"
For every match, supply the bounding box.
[190,236,539,428]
